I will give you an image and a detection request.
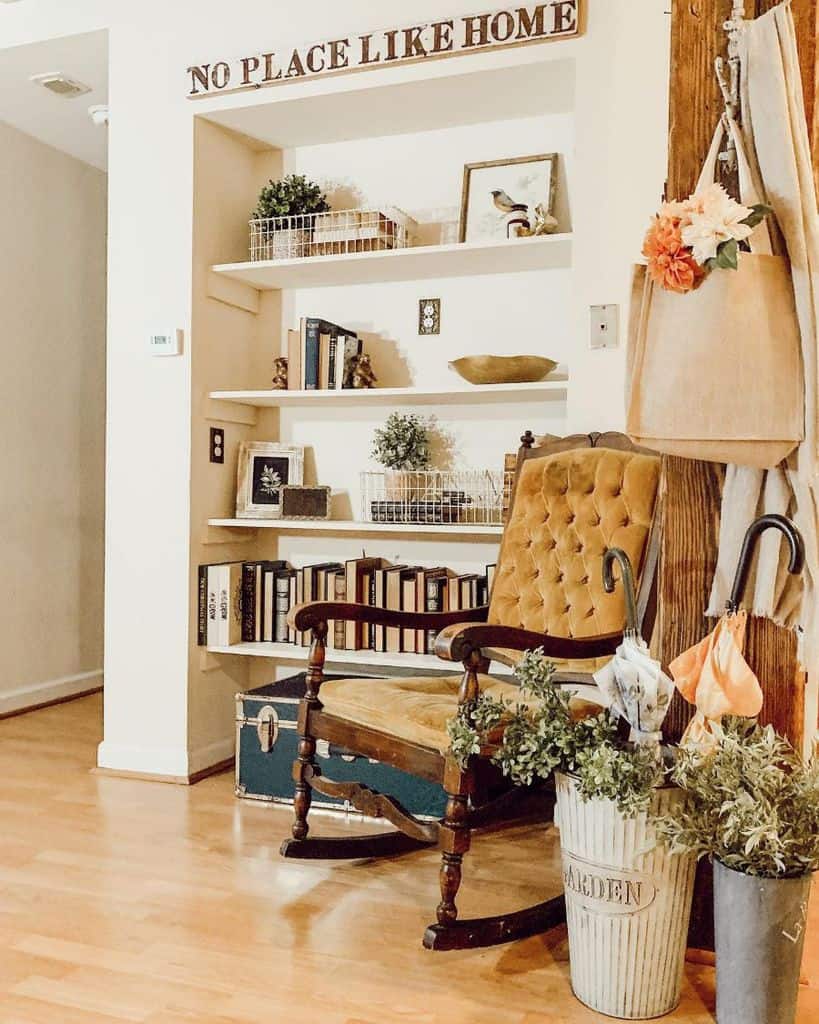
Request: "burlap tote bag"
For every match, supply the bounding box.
[627,118,803,468]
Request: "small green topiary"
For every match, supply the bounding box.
[252,174,330,220]
[371,412,431,471]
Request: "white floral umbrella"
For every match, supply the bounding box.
[593,549,674,748]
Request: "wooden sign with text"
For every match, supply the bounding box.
[186,2,582,98]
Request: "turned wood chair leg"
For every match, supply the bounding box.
[435,774,471,927]
[290,624,327,843]
[292,735,315,841]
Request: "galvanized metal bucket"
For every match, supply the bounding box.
[714,860,813,1024]
[555,773,697,1019]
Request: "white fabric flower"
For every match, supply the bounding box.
[681,183,754,264]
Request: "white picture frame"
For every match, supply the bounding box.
[235,442,305,519]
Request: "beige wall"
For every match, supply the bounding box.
[0,120,107,714]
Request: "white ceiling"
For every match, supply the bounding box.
[0,28,108,170]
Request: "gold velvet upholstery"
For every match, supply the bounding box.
[488,446,661,654]
[320,675,602,754]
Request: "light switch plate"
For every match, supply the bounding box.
[149,328,183,356]
[590,305,619,349]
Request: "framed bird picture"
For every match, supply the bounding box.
[458,153,559,244]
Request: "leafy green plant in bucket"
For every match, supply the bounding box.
[654,717,819,878]
[447,649,664,818]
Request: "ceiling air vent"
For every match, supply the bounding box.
[29,72,92,99]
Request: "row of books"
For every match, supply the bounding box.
[287,316,362,391]
[198,558,496,654]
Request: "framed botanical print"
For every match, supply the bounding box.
[235,442,304,519]
[458,153,559,243]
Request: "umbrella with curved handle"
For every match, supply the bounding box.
[671,513,805,748]
[727,513,805,614]
[595,547,673,745]
[602,546,639,639]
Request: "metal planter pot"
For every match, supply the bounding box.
[555,773,697,1019]
[714,860,813,1024]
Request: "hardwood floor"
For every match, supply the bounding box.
[0,694,816,1023]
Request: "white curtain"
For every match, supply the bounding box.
[707,0,819,749]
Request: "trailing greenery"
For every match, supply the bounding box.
[446,649,664,818]
[371,412,431,471]
[252,174,329,220]
[654,717,819,879]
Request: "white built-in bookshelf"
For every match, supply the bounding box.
[209,378,567,409]
[208,518,503,537]
[194,44,576,677]
[207,642,512,675]
[211,233,572,291]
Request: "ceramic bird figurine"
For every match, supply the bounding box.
[491,189,529,214]
[272,356,289,390]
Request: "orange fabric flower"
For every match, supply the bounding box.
[642,215,705,294]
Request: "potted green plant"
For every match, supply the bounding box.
[655,717,819,1024]
[251,174,330,259]
[448,650,697,1020]
[371,412,432,510]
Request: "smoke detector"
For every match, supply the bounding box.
[29,71,91,98]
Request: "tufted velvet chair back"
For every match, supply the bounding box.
[488,433,661,643]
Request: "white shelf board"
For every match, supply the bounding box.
[211,234,572,291]
[209,378,568,408]
[208,518,503,537]
[203,53,575,149]
[207,642,511,675]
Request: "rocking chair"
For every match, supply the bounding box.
[281,430,662,950]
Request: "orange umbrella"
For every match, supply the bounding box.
[671,514,804,747]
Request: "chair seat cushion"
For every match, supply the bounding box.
[319,675,603,754]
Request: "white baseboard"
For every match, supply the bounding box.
[97,734,235,781]
[96,740,191,779]
[0,669,102,717]
[188,736,235,777]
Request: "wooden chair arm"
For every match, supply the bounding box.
[288,601,489,633]
[434,622,623,664]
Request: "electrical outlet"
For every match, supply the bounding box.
[418,298,441,335]
[209,427,225,464]
[590,304,619,349]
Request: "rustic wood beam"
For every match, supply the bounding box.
[665,0,818,952]
[663,0,816,747]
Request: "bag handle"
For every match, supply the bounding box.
[695,116,773,255]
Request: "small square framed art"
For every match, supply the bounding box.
[235,442,305,519]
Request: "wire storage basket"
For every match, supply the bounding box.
[250,206,417,261]
[360,470,512,526]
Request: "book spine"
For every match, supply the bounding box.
[304,318,322,390]
[425,578,444,654]
[241,563,255,643]
[262,570,275,643]
[341,335,362,389]
[368,571,377,651]
[197,565,208,646]
[327,329,338,390]
[287,575,297,644]
[218,565,230,647]
[206,566,219,647]
[274,573,290,643]
[333,572,346,649]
